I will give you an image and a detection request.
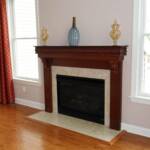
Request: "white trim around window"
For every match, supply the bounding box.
[131,0,150,105]
[7,0,42,86]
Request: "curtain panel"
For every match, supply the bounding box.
[0,0,15,104]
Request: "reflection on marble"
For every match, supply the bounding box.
[29,111,120,142]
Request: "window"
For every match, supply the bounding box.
[132,0,150,102]
[8,0,39,81]
[142,0,150,95]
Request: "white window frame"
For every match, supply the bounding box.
[7,0,41,86]
[131,0,150,105]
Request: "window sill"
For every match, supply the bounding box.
[13,78,42,87]
[130,96,150,105]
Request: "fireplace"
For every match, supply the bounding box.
[35,46,127,130]
[52,66,110,127]
[57,75,105,124]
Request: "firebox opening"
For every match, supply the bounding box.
[57,75,105,124]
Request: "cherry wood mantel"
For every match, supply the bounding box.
[35,46,127,130]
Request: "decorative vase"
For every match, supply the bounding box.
[41,27,49,45]
[109,20,121,45]
[68,17,80,46]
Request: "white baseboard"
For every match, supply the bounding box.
[15,98,45,110]
[121,123,150,138]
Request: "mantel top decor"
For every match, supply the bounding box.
[35,45,127,130]
[68,17,80,46]
[40,27,49,45]
[110,20,121,45]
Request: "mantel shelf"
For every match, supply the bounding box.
[36,46,127,60]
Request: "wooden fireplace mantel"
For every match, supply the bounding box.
[35,46,127,130]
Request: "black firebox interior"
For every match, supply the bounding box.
[57,75,105,124]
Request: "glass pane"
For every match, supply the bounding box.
[14,0,37,38]
[14,39,39,79]
[145,0,150,33]
[142,36,150,93]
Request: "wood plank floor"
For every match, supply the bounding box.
[0,104,150,150]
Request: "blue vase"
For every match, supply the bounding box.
[68,17,80,46]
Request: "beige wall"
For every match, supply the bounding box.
[14,0,150,129]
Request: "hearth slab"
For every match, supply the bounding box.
[28,111,122,143]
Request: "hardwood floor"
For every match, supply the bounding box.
[0,104,149,150]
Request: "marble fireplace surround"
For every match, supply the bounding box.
[52,66,110,127]
[35,46,127,130]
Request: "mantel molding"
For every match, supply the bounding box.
[35,45,127,130]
